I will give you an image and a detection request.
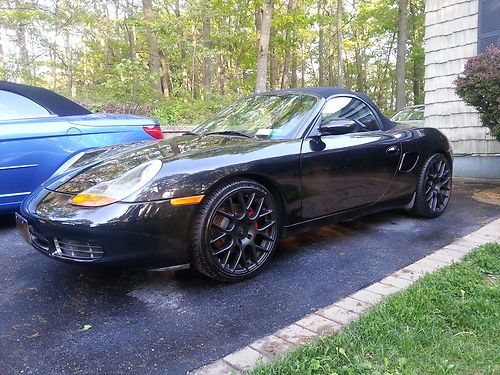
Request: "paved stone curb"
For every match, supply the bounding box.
[189,218,500,375]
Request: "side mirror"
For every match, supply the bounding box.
[319,118,356,136]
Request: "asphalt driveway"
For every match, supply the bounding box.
[0,180,498,375]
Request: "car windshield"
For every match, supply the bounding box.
[407,106,424,120]
[391,108,412,121]
[194,93,318,140]
[391,106,424,122]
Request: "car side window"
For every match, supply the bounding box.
[0,90,51,120]
[321,96,380,132]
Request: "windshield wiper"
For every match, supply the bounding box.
[181,131,199,136]
[203,130,253,138]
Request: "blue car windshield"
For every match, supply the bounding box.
[194,93,318,140]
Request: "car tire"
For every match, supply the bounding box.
[191,178,281,282]
[411,153,452,218]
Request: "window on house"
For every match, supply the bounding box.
[478,0,500,52]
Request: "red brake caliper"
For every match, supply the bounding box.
[247,208,258,229]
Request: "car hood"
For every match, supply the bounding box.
[50,135,276,194]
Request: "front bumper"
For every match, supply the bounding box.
[19,189,198,268]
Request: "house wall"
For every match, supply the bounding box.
[424,0,500,178]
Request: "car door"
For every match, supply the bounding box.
[0,90,81,211]
[300,96,401,220]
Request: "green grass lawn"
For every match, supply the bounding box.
[251,243,500,375]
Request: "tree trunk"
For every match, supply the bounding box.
[128,25,137,96]
[301,44,306,87]
[280,0,294,89]
[202,14,212,94]
[174,0,189,92]
[353,33,365,92]
[127,25,137,60]
[218,55,226,95]
[327,0,334,85]
[391,74,396,111]
[395,0,408,110]
[291,53,298,87]
[255,7,262,32]
[142,0,162,98]
[126,0,137,61]
[317,0,325,86]
[255,0,272,93]
[160,53,173,97]
[64,31,75,97]
[377,32,396,104]
[337,0,346,87]
[413,60,420,104]
[15,13,31,81]
[269,47,278,90]
[191,23,200,99]
[409,1,422,105]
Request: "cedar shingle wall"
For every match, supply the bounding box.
[424,0,500,155]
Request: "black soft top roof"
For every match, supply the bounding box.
[272,86,396,131]
[0,81,91,117]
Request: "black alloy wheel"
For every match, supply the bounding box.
[412,153,452,218]
[192,179,280,282]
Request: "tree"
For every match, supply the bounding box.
[455,46,500,141]
[255,0,272,93]
[202,12,212,94]
[336,0,346,87]
[11,0,31,82]
[408,0,424,104]
[317,0,325,86]
[280,0,294,89]
[0,0,426,122]
[142,0,162,98]
[395,0,408,110]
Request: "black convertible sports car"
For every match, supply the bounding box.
[18,87,453,282]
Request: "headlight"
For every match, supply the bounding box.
[70,160,162,207]
[52,152,85,177]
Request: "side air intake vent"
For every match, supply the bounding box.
[399,152,419,172]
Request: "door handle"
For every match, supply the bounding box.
[386,145,400,156]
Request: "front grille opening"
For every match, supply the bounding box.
[53,238,103,261]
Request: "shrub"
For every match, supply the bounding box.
[152,93,236,126]
[455,46,500,141]
[152,105,178,125]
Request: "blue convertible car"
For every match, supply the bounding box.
[0,81,163,213]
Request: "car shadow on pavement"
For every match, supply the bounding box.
[0,213,15,228]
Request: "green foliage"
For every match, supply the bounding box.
[101,59,156,103]
[455,46,500,141]
[152,93,236,126]
[250,242,500,375]
[152,105,178,126]
[0,0,426,118]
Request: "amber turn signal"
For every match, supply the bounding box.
[70,194,117,207]
[170,195,205,206]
